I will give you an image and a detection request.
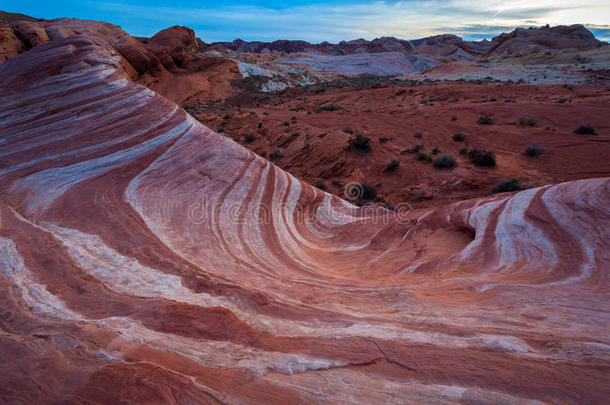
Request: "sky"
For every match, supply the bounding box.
[2,0,609,42]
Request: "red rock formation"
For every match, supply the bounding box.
[488,24,605,57]
[413,34,484,61]
[0,18,167,77]
[0,31,609,404]
[0,24,25,61]
[0,18,241,105]
[146,25,198,71]
[212,36,414,55]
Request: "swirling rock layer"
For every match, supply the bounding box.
[0,35,609,404]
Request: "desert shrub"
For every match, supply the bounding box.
[433,154,456,169]
[432,148,440,155]
[360,184,377,200]
[451,116,458,121]
[516,116,536,127]
[332,179,343,187]
[343,127,354,134]
[477,116,493,125]
[386,159,400,172]
[407,144,424,154]
[493,179,525,193]
[417,151,432,162]
[414,132,423,138]
[283,121,290,126]
[350,134,371,152]
[468,148,496,167]
[459,147,468,155]
[574,124,597,135]
[317,105,338,112]
[452,133,466,142]
[269,150,284,160]
[244,134,255,143]
[523,144,546,157]
[316,181,326,191]
[258,122,262,128]
[558,98,567,103]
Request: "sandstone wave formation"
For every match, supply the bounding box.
[0,30,609,404]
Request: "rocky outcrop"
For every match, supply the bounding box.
[212,36,414,55]
[413,34,485,61]
[146,25,198,71]
[0,32,609,404]
[0,18,167,77]
[0,24,26,61]
[488,24,605,57]
[213,25,605,61]
[0,10,36,24]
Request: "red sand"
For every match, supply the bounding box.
[193,82,610,208]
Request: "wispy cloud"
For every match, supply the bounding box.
[58,1,610,41]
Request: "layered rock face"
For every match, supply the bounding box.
[0,32,609,405]
[1,18,167,77]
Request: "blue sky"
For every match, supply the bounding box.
[2,1,609,42]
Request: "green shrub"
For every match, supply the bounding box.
[493,179,525,193]
[350,134,371,152]
[477,116,493,125]
[433,154,456,169]
[269,150,284,160]
[417,151,432,162]
[452,133,466,142]
[244,134,255,143]
[468,148,496,166]
[317,105,338,112]
[353,183,377,200]
[405,144,424,154]
[523,144,545,157]
[574,124,597,135]
[516,116,536,127]
[386,159,400,172]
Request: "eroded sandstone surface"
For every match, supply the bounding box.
[0,27,609,405]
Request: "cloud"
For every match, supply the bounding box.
[88,1,610,42]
